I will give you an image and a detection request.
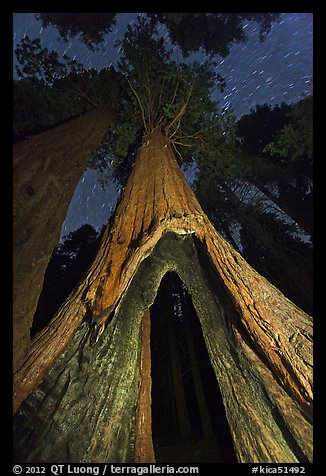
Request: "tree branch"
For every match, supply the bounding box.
[173,125,214,141]
[166,85,193,137]
[172,140,193,147]
[171,140,183,161]
[145,64,152,127]
[169,78,179,108]
[153,77,166,124]
[127,78,148,132]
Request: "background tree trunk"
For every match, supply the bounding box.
[13,105,113,371]
[183,317,214,441]
[220,181,312,314]
[14,128,312,463]
[167,311,192,441]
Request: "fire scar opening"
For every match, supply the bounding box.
[150,271,237,463]
[14,231,309,463]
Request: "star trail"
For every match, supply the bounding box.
[13,12,313,239]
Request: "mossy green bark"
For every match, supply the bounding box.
[14,232,311,463]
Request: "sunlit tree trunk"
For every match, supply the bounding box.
[134,309,156,462]
[218,218,242,253]
[13,128,312,463]
[13,106,113,371]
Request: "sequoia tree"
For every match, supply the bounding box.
[13,104,114,371]
[12,12,280,371]
[13,20,312,463]
[13,40,120,370]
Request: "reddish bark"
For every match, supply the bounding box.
[13,128,312,462]
[13,106,114,371]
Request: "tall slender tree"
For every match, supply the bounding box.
[14,20,312,463]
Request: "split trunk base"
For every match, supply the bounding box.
[13,233,312,463]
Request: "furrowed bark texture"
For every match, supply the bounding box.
[13,128,312,463]
[134,309,156,463]
[13,106,113,372]
[221,182,312,315]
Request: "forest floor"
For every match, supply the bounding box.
[154,436,225,463]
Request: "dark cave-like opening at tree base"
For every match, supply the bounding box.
[150,272,237,463]
[13,232,312,463]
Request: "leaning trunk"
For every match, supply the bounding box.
[13,106,114,371]
[13,128,312,463]
[250,176,312,238]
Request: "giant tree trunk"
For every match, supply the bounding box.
[13,128,312,463]
[13,106,113,372]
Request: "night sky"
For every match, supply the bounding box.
[13,13,313,240]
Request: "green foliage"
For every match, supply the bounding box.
[236,102,291,156]
[15,35,68,84]
[147,13,280,57]
[14,36,91,140]
[195,171,313,314]
[89,112,141,187]
[263,95,313,163]
[55,66,123,109]
[239,202,312,314]
[15,35,122,104]
[261,95,313,209]
[16,14,280,182]
[103,18,226,179]
[13,77,88,142]
[97,16,279,185]
[235,97,313,236]
[36,12,279,56]
[194,110,245,199]
[14,35,123,141]
[36,13,117,50]
[193,94,313,312]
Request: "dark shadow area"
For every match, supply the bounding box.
[150,272,237,463]
[30,224,103,338]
